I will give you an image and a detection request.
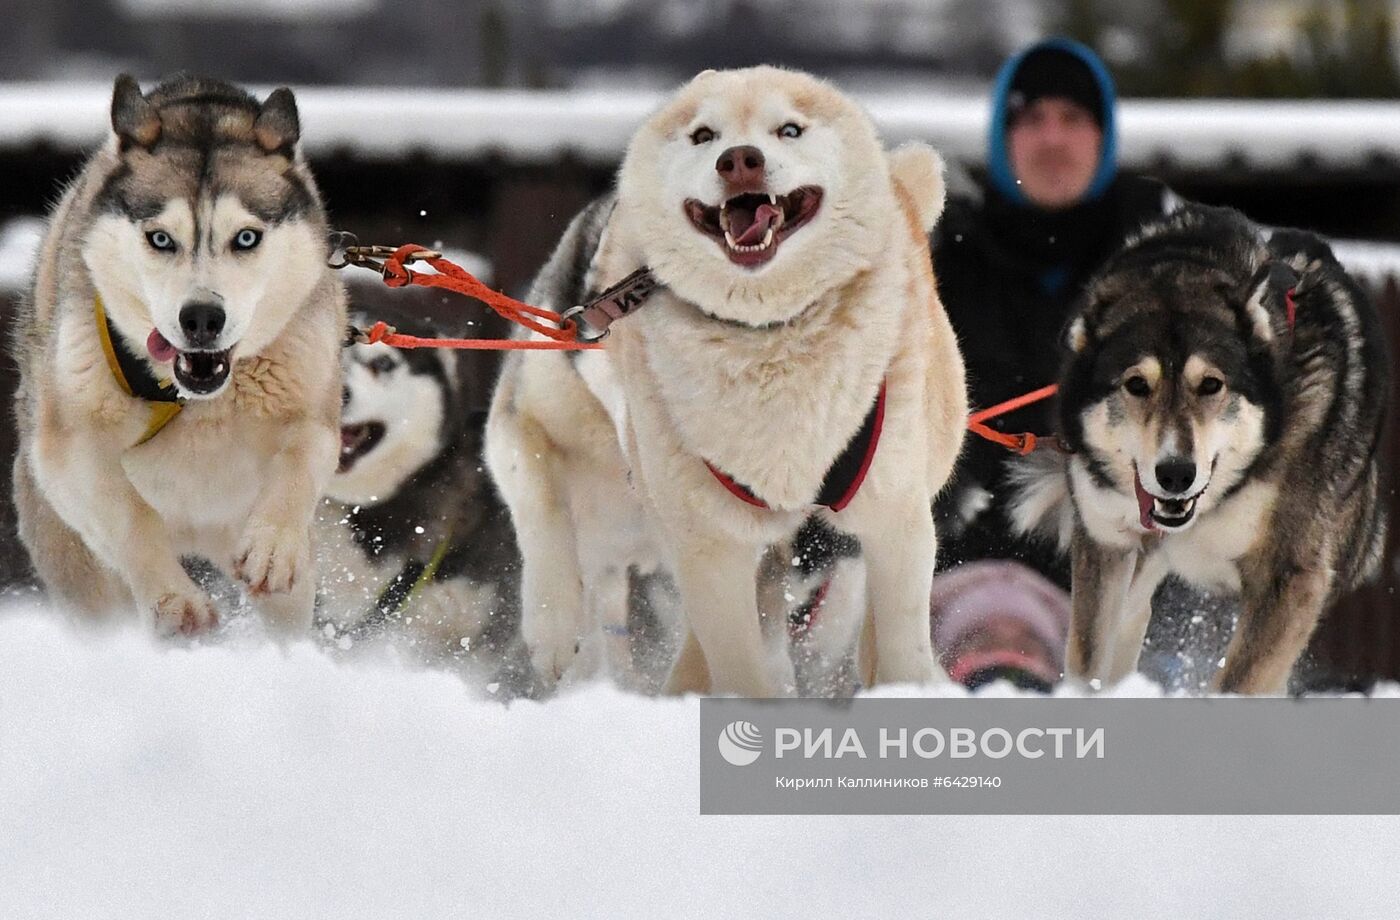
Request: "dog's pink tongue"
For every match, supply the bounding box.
[1133,472,1157,531]
[147,329,176,363]
[733,203,782,246]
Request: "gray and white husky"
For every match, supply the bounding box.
[12,75,346,635]
[1011,205,1389,694]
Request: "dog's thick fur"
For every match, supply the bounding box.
[486,195,680,688]
[487,67,967,696]
[316,305,522,674]
[1011,205,1389,694]
[490,197,869,694]
[12,75,345,635]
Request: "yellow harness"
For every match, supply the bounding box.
[374,534,454,620]
[95,295,184,446]
[314,533,455,643]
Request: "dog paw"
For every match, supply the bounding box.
[522,609,580,683]
[412,580,493,646]
[152,590,219,637]
[234,521,309,595]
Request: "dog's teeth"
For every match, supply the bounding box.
[762,226,774,248]
[767,192,776,205]
[725,230,738,249]
[720,209,730,232]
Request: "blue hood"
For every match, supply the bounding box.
[986,37,1118,207]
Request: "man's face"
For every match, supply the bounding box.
[1007,96,1102,210]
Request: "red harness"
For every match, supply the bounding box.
[704,382,888,512]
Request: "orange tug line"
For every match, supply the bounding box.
[347,242,1058,451]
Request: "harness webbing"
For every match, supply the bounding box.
[95,295,183,446]
[706,382,887,512]
[333,534,454,641]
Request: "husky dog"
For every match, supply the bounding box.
[490,196,867,695]
[316,306,522,675]
[487,195,682,689]
[12,75,345,635]
[487,67,967,696]
[1011,205,1389,694]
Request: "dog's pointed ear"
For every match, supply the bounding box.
[254,87,300,154]
[1243,261,1299,344]
[1064,314,1090,354]
[889,143,946,233]
[111,74,161,149]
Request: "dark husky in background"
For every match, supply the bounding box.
[1011,204,1389,695]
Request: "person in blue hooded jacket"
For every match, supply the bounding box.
[932,37,1176,588]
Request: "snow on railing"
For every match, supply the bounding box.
[2,82,1399,172]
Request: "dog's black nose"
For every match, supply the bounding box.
[1155,459,1197,495]
[716,145,765,187]
[178,301,225,348]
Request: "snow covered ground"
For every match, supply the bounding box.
[2,602,1399,918]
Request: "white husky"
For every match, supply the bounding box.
[12,75,345,636]
[488,67,967,695]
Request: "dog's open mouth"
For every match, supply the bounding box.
[149,329,233,396]
[1133,471,1203,532]
[173,349,234,395]
[684,186,823,267]
[338,421,386,473]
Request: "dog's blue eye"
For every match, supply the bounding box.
[778,122,803,139]
[1124,376,1151,397]
[690,126,715,145]
[367,355,396,375]
[233,229,263,251]
[1199,377,1224,396]
[146,230,176,252]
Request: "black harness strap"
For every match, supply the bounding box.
[707,382,888,512]
[94,296,184,446]
[103,315,180,405]
[319,533,454,642]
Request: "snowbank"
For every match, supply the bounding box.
[2,605,1398,918]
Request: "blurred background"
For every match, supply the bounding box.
[0,0,1396,686]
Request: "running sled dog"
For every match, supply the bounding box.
[1011,205,1389,694]
[487,66,967,695]
[13,75,346,635]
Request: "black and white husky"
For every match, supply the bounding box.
[1011,205,1389,694]
[316,306,525,682]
